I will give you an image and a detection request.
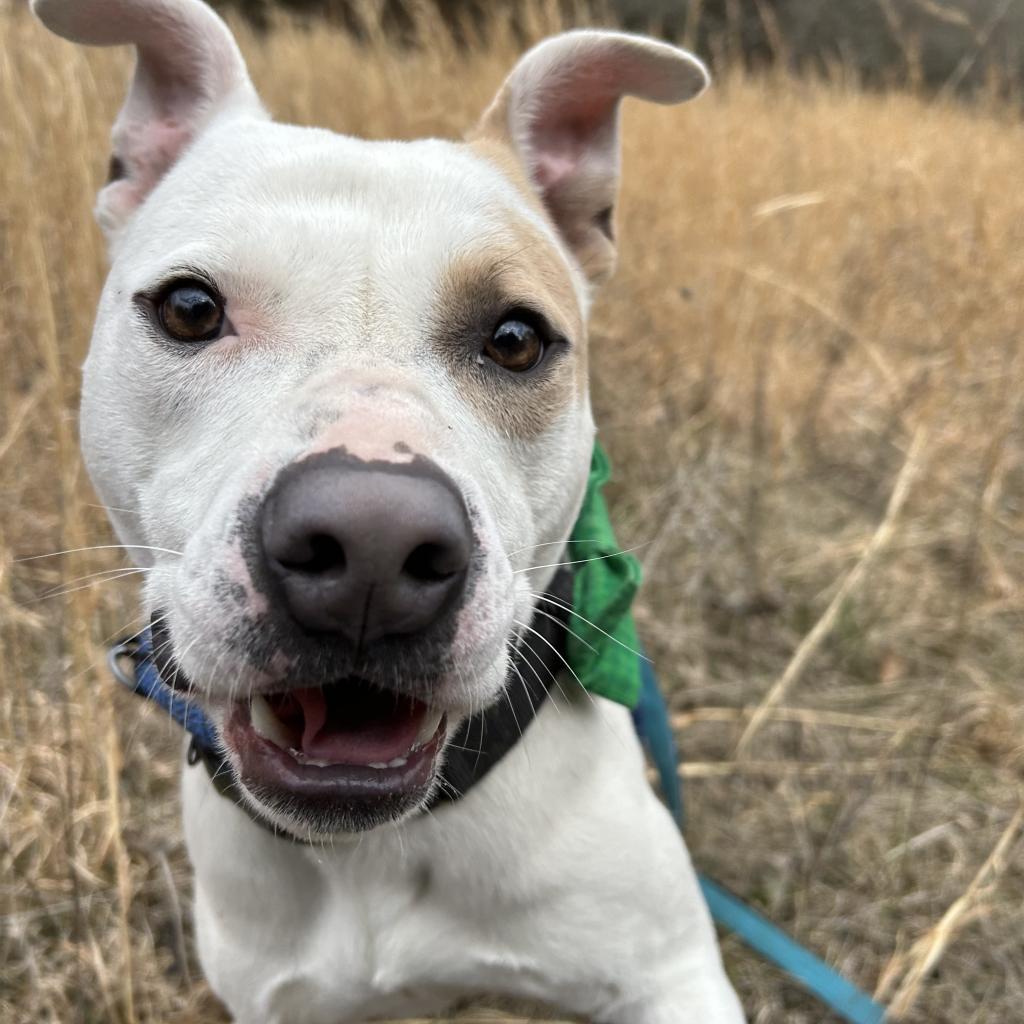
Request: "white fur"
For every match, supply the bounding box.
[33,0,744,1018]
[185,690,744,1023]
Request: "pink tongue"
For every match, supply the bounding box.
[292,686,426,765]
[297,688,328,750]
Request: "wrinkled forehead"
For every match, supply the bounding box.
[115,122,588,330]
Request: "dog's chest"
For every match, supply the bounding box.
[277,869,542,1015]
[188,801,569,1021]
[184,697,641,1023]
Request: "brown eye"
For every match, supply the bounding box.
[158,283,225,342]
[484,318,544,372]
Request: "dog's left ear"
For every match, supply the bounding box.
[474,30,708,285]
[32,0,265,240]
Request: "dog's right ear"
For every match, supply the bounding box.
[32,0,264,238]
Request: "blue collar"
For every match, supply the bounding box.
[108,626,219,751]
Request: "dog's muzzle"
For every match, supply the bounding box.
[177,448,480,831]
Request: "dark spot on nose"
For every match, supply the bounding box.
[259,449,472,648]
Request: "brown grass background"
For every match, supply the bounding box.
[2,2,1023,1022]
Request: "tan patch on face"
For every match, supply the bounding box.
[467,134,544,212]
[429,226,587,441]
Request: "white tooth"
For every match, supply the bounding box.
[386,756,408,768]
[250,695,297,751]
[288,749,336,768]
[368,762,388,770]
[412,708,444,750]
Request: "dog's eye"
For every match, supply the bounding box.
[484,318,544,373]
[157,283,225,343]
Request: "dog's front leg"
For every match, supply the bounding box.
[573,842,746,1024]
[588,858,745,1024]
[591,936,746,1024]
[459,691,746,1024]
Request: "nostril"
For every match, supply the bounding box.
[279,533,347,575]
[403,542,463,583]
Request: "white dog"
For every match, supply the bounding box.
[34,1,745,1021]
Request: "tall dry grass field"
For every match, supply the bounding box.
[2,3,1023,1022]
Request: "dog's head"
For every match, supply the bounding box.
[35,0,707,837]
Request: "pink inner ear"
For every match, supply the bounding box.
[101,114,194,224]
[533,151,579,191]
[520,43,660,194]
[129,117,194,192]
[516,38,697,196]
[530,94,618,192]
[532,130,590,191]
[39,0,263,231]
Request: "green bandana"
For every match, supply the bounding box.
[564,443,644,709]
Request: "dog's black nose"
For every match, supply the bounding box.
[260,452,472,645]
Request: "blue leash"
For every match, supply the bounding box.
[111,629,886,1023]
[632,657,887,1024]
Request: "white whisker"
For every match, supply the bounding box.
[512,542,649,575]
[32,566,155,602]
[85,503,141,516]
[512,632,576,717]
[512,617,596,709]
[506,538,604,557]
[529,606,598,655]
[16,543,184,562]
[508,634,561,718]
[531,591,650,663]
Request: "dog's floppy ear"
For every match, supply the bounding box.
[32,0,264,238]
[474,30,708,285]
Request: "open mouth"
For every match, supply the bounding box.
[222,678,447,819]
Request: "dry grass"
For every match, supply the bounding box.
[2,2,1023,1022]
